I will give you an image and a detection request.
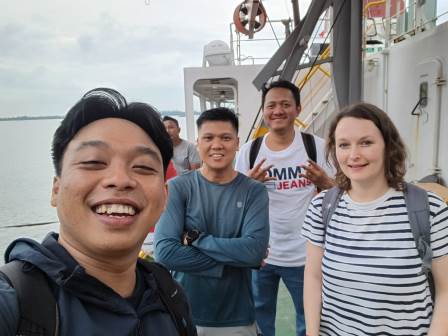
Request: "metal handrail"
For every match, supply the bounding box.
[294,119,307,128]
[230,20,290,65]
[300,71,331,110]
[364,0,386,17]
[370,0,448,45]
[297,46,331,90]
[301,92,335,134]
[392,9,448,43]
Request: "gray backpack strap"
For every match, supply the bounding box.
[321,187,343,241]
[0,260,59,336]
[404,183,432,274]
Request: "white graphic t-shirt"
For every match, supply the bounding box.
[235,131,334,266]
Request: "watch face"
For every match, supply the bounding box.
[191,229,200,240]
[187,229,200,245]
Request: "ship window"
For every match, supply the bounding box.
[419,81,428,107]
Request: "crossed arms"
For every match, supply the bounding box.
[154,179,269,278]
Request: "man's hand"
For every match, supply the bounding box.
[247,158,276,183]
[260,246,270,267]
[181,232,189,246]
[300,159,335,191]
[252,246,270,269]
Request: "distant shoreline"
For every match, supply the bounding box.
[0,111,190,122]
[0,116,64,121]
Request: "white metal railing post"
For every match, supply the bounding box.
[413,0,417,31]
[385,0,391,47]
[229,23,235,65]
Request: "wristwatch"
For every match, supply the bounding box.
[184,229,200,246]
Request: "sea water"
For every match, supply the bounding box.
[0,119,59,258]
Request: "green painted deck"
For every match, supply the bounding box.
[275,281,296,335]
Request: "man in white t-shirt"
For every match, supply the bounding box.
[235,80,334,336]
[163,116,201,174]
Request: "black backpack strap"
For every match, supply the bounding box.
[301,132,317,163]
[142,261,197,336]
[0,260,58,336]
[249,136,264,170]
[321,187,343,243]
[250,133,315,169]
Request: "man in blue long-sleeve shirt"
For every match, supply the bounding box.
[155,107,269,335]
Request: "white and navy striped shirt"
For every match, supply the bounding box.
[302,188,448,336]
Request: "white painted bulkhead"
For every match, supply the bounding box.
[183,64,264,142]
[364,21,448,183]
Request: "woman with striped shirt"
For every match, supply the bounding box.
[302,103,448,336]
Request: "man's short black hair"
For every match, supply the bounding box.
[162,116,179,127]
[52,88,173,176]
[261,80,301,107]
[196,107,239,132]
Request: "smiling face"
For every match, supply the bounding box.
[51,118,167,259]
[263,87,300,133]
[197,120,239,175]
[334,117,387,190]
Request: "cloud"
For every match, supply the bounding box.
[0,0,296,116]
[0,13,202,114]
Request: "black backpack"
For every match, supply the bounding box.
[140,261,197,336]
[321,182,435,299]
[0,260,59,336]
[0,260,197,336]
[248,132,316,170]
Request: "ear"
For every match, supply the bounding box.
[296,105,301,117]
[51,176,60,207]
[236,136,240,148]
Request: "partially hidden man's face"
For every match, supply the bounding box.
[51,118,167,258]
[263,87,300,132]
[163,120,181,142]
[197,120,239,173]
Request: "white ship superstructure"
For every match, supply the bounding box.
[184,0,448,189]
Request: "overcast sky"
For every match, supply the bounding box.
[1,0,446,117]
[0,0,308,117]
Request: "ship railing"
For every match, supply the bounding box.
[364,0,448,47]
[229,19,291,66]
[391,7,448,43]
[298,91,337,139]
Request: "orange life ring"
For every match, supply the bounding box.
[233,0,267,36]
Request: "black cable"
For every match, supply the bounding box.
[299,0,348,86]
[2,221,59,229]
[411,97,427,115]
[263,0,282,47]
[301,4,327,65]
[246,105,263,142]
